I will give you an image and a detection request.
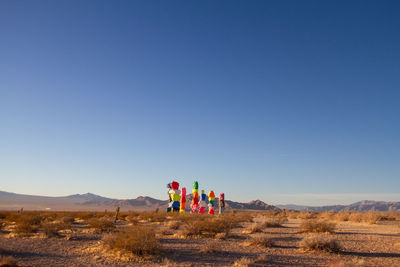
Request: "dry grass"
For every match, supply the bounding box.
[14,222,37,235]
[0,255,19,267]
[215,232,229,240]
[232,257,253,267]
[16,214,43,225]
[159,228,173,236]
[41,222,68,238]
[261,218,285,228]
[87,218,115,232]
[183,217,233,238]
[61,216,75,225]
[299,219,336,233]
[320,211,385,224]
[126,216,139,225]
[243,236,275,248]
[245,223,264,233]
[138,212,168,223]
[103,225,160,256]
[167,220,180,230]
[232,255,270,267]
[299,234,341,253]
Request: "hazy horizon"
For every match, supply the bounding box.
[1,1,399,206]
[2,188,400,207]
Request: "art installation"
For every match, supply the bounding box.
[167,181,181,212]
[219,193,225,214]
[180,187,186,214]
[191,181,199,213]
[199,189,207,214]
[166,183,172,212]
[167,180,224,215]
[208,190,215,215]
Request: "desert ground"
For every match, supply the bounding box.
[0,210,399,266]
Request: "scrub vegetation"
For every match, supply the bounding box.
[0,210,399,266]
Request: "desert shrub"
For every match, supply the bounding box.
[16,214,43,226]
[246,223,264,233]
[334,212,350,222]
[233,256,270,267]
[167,220,180,230]
[333,212,383,224]
[348,213,363,223]
[260,217,285,228]
[79,212,101,220]
[233,257,253,267]
[88,218,115,232]
[244,236,275,248]
[103,225,160,256]
[126,216,139,225]
[41,222,67,238]
[138,212,167,223]
[0,255,18,267]
[299,234,341,253]
[232,213,254,223]
[363,212,382,224]
[318,212,336,221]
[286,211,299,219]
[0,212,19,223]
[299,219,336,233]
[14,221,39,235]
[159,228,173,236]
[183,217,232,237]
[297,212,318,220]
[61,216,75,225]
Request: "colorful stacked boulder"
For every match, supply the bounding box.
[180,187,186,214]
[191,181,199,213]
[199,190,207,214]
[168,181,181,212]
[219,193,225,214]
[166,183,172,212]
[208,190,215,215]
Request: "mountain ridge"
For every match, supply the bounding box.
[1,190,398,212]
[0,190,279,212]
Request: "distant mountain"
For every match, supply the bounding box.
[67,193,113,202]
[226,199,280,211]
[276,204,310,211]
[4,190,396,212]
[0,190,280,212]
[277,200,400,212]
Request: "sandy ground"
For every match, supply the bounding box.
[1,218,399,266]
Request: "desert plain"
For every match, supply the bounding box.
[0,210,399,267]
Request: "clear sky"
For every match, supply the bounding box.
[1,1,399,206]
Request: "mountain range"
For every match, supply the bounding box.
[0,190,398,212]
[0,190,280,212]
[277,200,400,212]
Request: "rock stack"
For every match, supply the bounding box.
[199,190,207,214]
[168,181,181,212]
[208,190,215,215]
[191,181,199,213]
[180,187,186,214]
[219,193,225,214]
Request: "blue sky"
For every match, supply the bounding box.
[1,1,399,205]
